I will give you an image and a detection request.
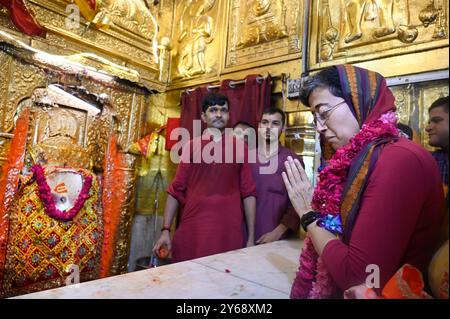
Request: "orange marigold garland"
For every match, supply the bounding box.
[99,134,127,278]
[0,109,30,289]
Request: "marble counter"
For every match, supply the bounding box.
[14,239,302,299]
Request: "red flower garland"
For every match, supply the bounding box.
[31,164,93,222]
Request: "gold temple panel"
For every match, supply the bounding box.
[170,0,225,84]
[224,0,302,71]
[20,0,173,90]
[310,0,449,70]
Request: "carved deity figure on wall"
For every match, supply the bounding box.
[75,0,158,41]
[344,0,396,43]
[237,0,288,48]
[176,0,216,78]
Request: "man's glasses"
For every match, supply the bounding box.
[313,100,346,127]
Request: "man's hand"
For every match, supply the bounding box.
[256,224,287,244]
[152,231,172,258]
[246,238,255,247]
[256,231,281,244]
[282,156,313,219]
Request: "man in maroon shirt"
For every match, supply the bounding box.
[426,96,449,189]
[153,93,257,263]
[249,107,302,244]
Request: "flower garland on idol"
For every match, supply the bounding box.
[31,164,93,222]
[296,112,399,299]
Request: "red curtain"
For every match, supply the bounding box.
[178,74,272,140]
[220,74,272,130]
[179,86,209,140]
[0,0,45,36]
[165,117,181,151]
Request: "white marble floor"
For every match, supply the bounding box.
[13,239,303,299]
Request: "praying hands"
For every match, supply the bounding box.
[281,156,313,219]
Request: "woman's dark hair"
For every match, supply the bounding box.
[299,67,344,107]
[202,93,229,112]
[397,123,413,140]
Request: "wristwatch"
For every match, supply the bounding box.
[161,226,171,232]
[300,211,319,232]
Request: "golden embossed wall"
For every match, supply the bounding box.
[309,0,449,71]
[168,0,304,89]
[11,0,173,90]
[170,0,224,86]
[225,0,302,71]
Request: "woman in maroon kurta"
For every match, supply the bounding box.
[283,65,444,298]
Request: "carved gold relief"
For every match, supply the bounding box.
[226,0,301,69]
[87,117,108,170]
[313,0,449,65]
[172,0,219,80]
[391,85,412,125]
[5,60,47,132]
[236,0,288,48]
[74,0,158,41]
[24,0,165,87]
[64,53,140,84]
[320,0,339,61]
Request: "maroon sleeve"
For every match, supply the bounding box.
[239,144,257,199]
[321,144,442,292]
[167,141,192,204]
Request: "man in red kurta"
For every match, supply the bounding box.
[153,93,256,263]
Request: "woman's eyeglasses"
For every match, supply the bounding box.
[313,100,346,127]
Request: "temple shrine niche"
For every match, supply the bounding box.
[0,0,448,299]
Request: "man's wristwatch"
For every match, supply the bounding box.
[300,211,319,232]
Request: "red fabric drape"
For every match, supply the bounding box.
[0,0,45,37]
[165,117,181,151]
[99,134,126,278]
[179,86,209,140]
[0,109,29,292]
[220,74,272,130]
[179,74,272,141]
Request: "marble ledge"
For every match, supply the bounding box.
[14,238,303,299]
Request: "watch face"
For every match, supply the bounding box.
[301,211,317,231]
